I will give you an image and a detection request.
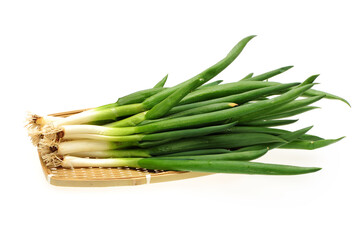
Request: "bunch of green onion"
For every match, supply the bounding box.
[27,35,349,176]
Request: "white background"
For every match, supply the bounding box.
[1,0,360,239]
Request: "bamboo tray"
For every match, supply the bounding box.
[38,109,212,187]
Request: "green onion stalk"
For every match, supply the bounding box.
[60,156,321,175]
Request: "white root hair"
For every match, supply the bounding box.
[38,138,64,168]
[40,124,63,145]
[42,152,63,168]
[25,113,63,146]
[25,113,43,146]
[37,124,65,168]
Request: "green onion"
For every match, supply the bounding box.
[28,35,348,177]
[47,131,281,157]
[61,156,321,175]
[64,122,236,142]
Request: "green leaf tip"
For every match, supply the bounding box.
[311,74,320,78]
[329,95,350,107]
[303,125,314,132]
[281,65,294,72]
[304,88,351,107]
[153,74,169,88]
[307,167,322,174]
[335,136,346,142]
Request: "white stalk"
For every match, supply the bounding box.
[40,124,136,144]
[57,140,115,155]
[62,156,141,168]
[61,125,136,139]
[36,124,111,146]
[63,133,114,141]
[70,149,151,158]
[51,109,99,127]
[62,125,110,135]
[63,133,143,142]
[70,151,112,158]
